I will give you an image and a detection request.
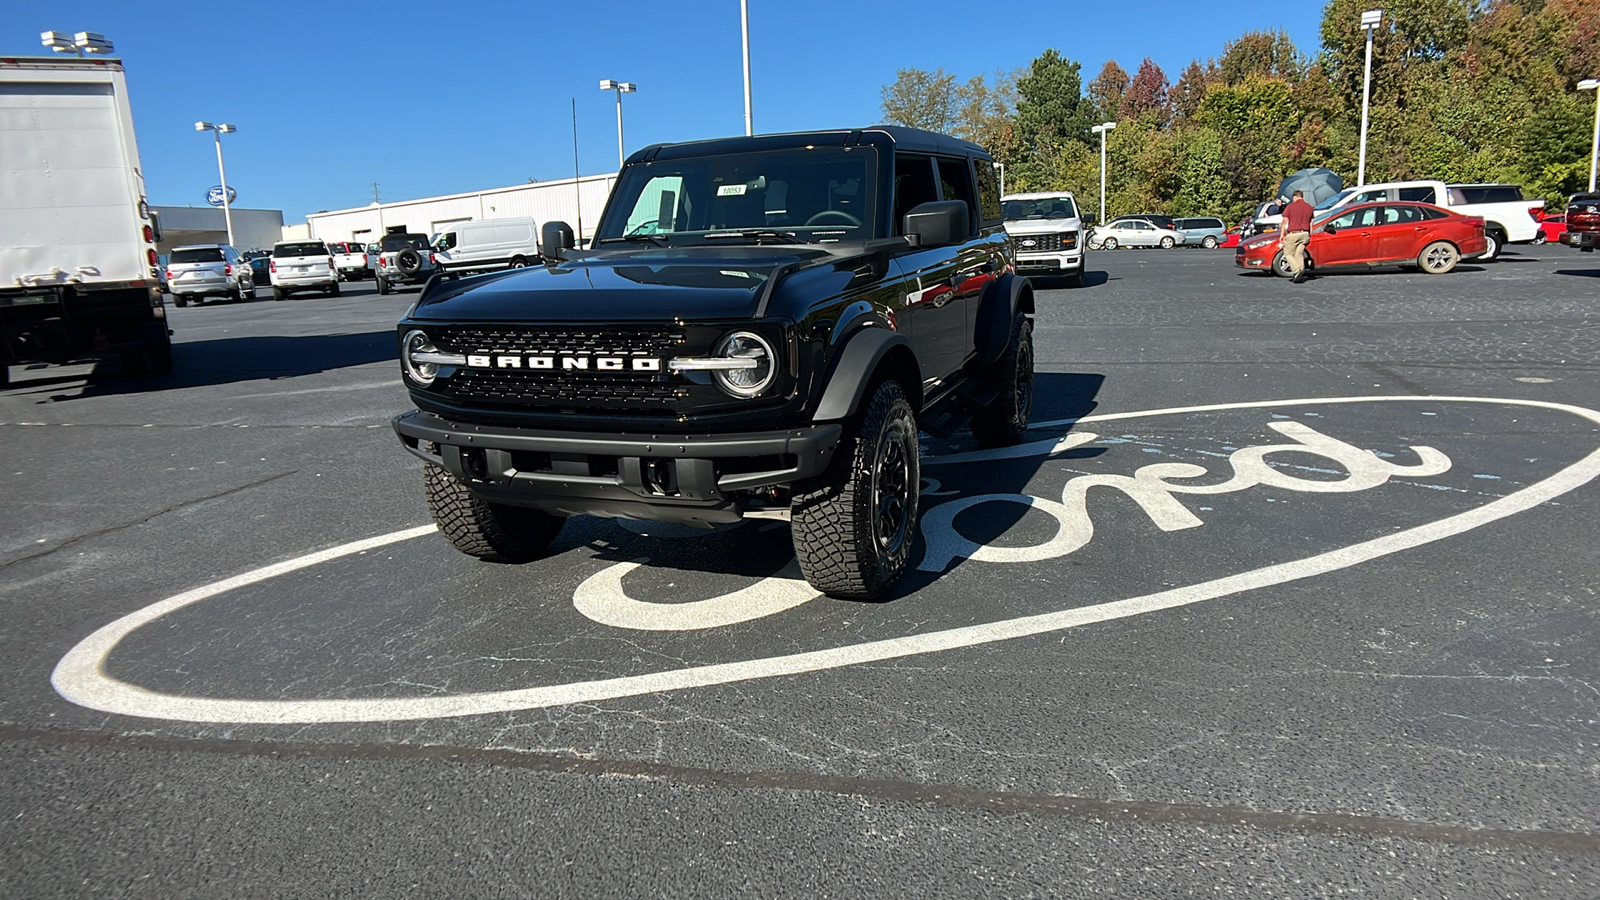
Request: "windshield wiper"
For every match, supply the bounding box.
[599,234,669,246]
[702,230,814,244]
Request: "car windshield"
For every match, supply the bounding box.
[170,248,225,264]
[274,243,329,257]
[597,146,874,244]
[1002,197,1077,220]
[1315,189,1354,210]
[381,235,430,251]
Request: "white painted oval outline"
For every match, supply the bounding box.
[52,396,1600,724]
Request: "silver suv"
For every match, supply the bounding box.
[166,244,254,307]
[374,233,438,294]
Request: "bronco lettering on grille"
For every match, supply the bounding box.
[466,353,662,372]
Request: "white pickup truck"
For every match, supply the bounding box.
[1314,181,1543,260]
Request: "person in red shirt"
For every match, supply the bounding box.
[1281,190,1315,283]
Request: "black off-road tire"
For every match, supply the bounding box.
[423,463,565,562]
[970,313,1035,448]
[791,379,919,599]
[376,276,390,295]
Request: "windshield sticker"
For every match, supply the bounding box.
[717,184,748,197]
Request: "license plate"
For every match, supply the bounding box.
[293,266,307,273]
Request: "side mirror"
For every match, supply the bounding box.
[1322,225,1337,235]
[903,200,968,248]
[540,221,575,260]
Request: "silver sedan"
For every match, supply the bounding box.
[1090,219,1187,250]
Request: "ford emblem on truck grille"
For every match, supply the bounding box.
[467,354,663,372]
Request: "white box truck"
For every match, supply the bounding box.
[0,56,171,386]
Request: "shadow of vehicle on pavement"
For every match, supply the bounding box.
[1554,269,1600,277]
[549,372,1107,603]
[7,330,398,402]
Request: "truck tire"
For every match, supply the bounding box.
[377,276,390,295]
[273,287,287,301]
[397,249,423,274]
[970,313,1034,448]
[328,281,341,296]
[148,340,173,375]
[423,463,565,562]
[791,378,919,599]
[174,294,189,308]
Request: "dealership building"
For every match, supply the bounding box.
[151,206,285,255]
[296,173,619,246]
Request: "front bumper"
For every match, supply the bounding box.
[393,409,842,524]
[1014,250,1084,273]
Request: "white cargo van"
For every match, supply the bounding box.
[433,218,541,273]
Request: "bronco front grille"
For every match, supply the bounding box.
[431,325,699,412]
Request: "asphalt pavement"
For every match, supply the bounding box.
[3,246,1599,898]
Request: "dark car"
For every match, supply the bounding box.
[1561,193,1599,251]
[391,126,1037,599]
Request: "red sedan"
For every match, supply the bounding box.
[1234,201,1488,276]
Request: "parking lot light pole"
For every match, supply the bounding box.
[1581,79,1600,192]
[1357,9,1382,187]
[195,122,237,248]
[993,161,1004,197]
[1090,122,1116,224]
[598,80,637,170]
[741,0,753,136]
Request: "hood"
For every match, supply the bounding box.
[410,246,830,322]
[1005,218,1081,235]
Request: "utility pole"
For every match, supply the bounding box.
[372,182,384,233]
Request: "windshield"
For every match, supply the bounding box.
[1314,189,1353,210]
[381,234,430,251]
[170,248,225,264]
[597,146,874,244]
[274,243,328,258]
[1002,197,1078,220]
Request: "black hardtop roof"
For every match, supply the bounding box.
[628,126,990,165]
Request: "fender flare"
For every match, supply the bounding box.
[973,273,1032,367]
[812,327,918,422]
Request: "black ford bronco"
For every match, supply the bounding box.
[392,127,1035,598]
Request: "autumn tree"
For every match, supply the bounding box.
[879,68,958,132]
[1086,61,1129,123]
[1121,58,1171,123]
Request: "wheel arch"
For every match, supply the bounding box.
[812,328,922,421]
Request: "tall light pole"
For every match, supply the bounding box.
[194,122,237,248]
[1357,9,1382,187]
[598,79,637,170]
[1090,121,1116,224]
[1581,79,1600,193]
[40,30,114,56]
[740,0,753,136]
[993,161,1005,197]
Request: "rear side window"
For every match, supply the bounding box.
[1353,189,1388,205]
[1418,206,1450,220]
[170,248,224,263]
[275,243,329,257]
[1455,185,1523,204]
[972,159,1002,225]
[1397,186,1436,204]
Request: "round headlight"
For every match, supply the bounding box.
[402,329,440,386]
[712,331,775,398]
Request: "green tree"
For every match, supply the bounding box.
[879,68,958,132]
[1014,50,1094,156]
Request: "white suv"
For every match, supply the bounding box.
[166,244,253,306]
[1002,192,1086,286]
[269,241,340,300]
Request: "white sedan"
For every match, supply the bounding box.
[1090,219,1187,249]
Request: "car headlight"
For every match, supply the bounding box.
[669,330,776,398]
[402,329,465,387]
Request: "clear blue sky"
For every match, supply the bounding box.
[11,2,1326,222]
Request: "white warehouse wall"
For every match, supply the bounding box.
[304,174,618,246]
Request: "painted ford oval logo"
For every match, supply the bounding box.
[1021,239,1037,247]
[53,396,1600,723]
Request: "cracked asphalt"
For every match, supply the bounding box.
[2,245,1598,898]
